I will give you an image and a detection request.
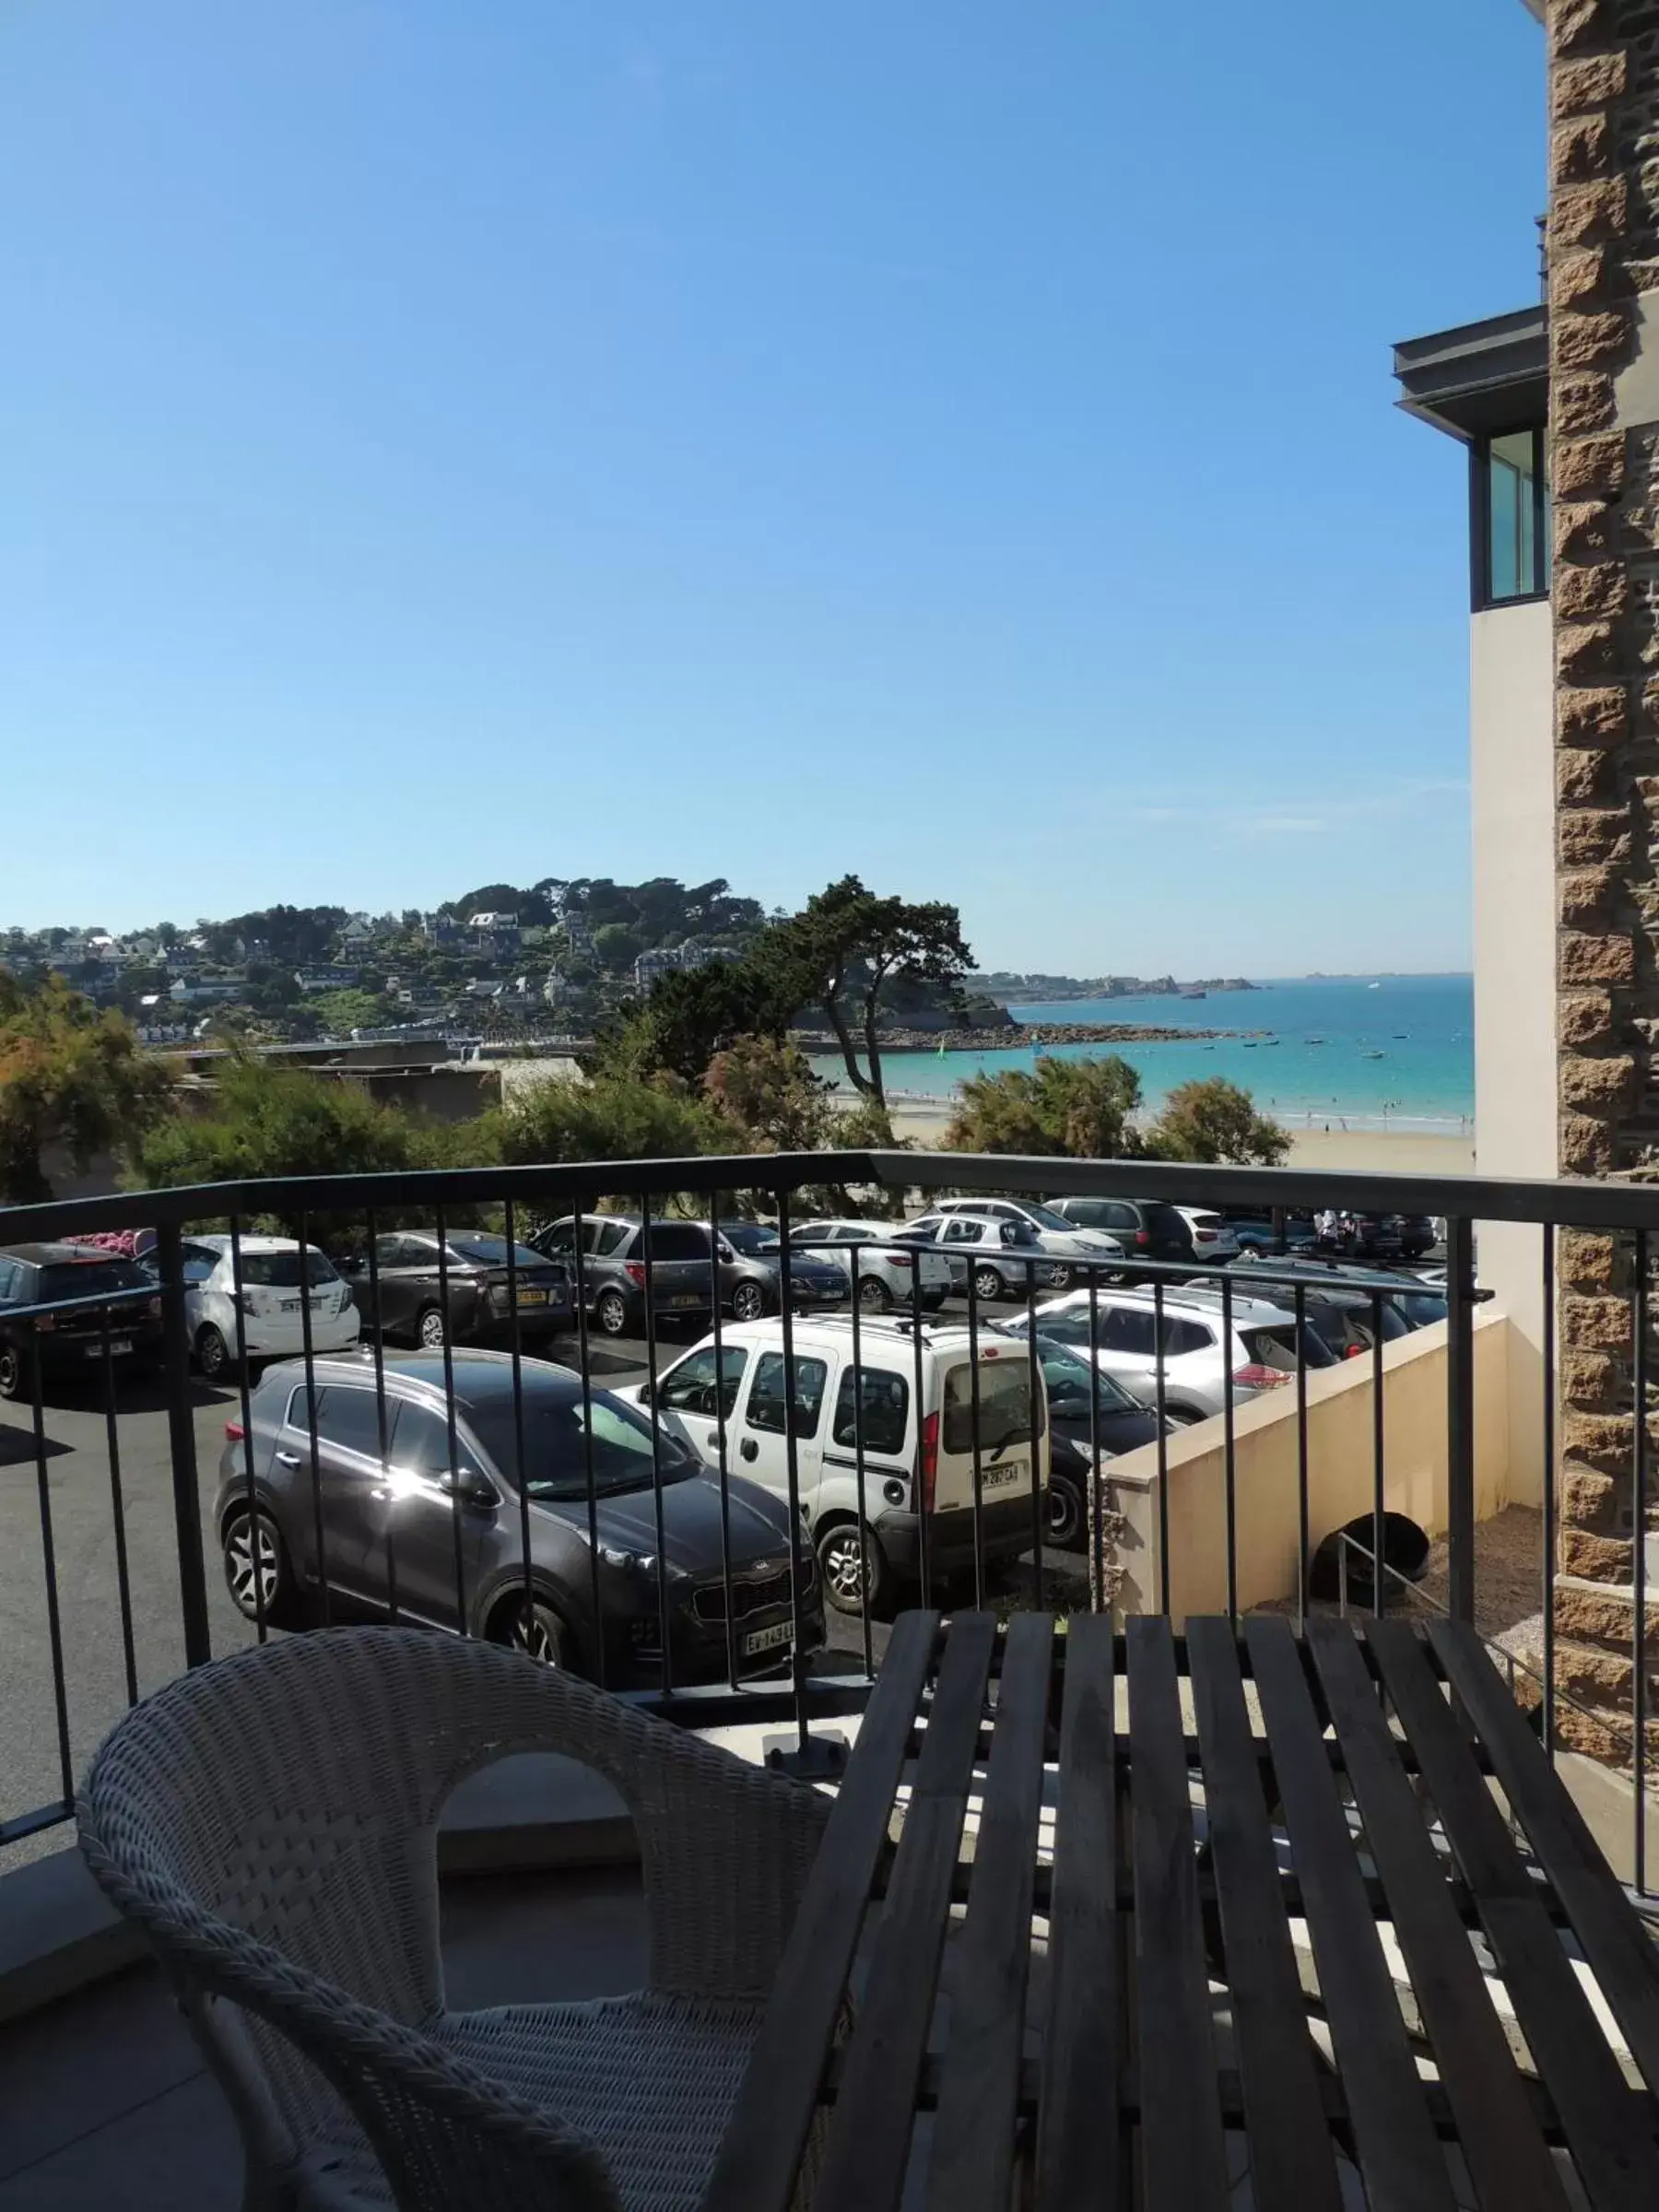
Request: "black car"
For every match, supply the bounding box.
[214,1350,825,1687]
[1042,1196,1199,1278]
[713,1221,848,1321]
[1216,1257,1453,1353]
[0,1242,163,1401]
[528,1216,717,1338]
[336,1231,572,1350]
[1000,1331,1165,1548]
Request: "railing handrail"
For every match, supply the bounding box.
[10,1146,1659,1241]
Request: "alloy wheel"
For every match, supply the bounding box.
[418,1307,447,1349]
[1048,1477,1084,1549]
[857,1275,889,1310]
[506,1601,568,1667]
[224,1512,282,1619]
[733,1282,766,1322]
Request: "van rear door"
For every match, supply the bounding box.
[934,1347,1045,1519]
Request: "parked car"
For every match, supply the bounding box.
[527,1216,714,1337]
[1227,1256,1458,1339]
[1172,1206,1241,1264]
[893,1212,1065,1303]
[1221,1208,1318,1260]
[626,1314,1048,1614]
[1397,1214,1440,1260]
[787,1218,954,1312]
[335,1232,571,1353]
[1003,1284,1338,1423]
[0,1243,163,1401]
[214,1350,823,1686]
[928,1197,1123,1288]
[1041,1195,1200,1279]
[708,1221,848,1321]
[178,1235,361,1381]
[989,1328,1166,1549]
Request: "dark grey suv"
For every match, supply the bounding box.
[214,1350,824,1686]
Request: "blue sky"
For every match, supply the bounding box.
[2,1,1544,974]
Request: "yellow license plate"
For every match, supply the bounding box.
[517,1288,547,1305]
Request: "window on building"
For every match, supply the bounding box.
[1475,425,1548,606]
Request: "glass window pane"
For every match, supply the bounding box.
[1487,429,1542,601]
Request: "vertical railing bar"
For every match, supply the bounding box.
[1025,1255,1043,1614]
[638,1204,671,1700]
[966,1264,985,1610]
[775,1185,809,1752]
[1371,1288,1386,1620]
[434,1206,466,1632]
[296,1206,329,1630]
[911,1253,930,1608]
[850,1237,873,1679]
[1293,1280,1310,1631]
[708,1191,738,1690]
[155,1221,212,1668]
[363,1208,397,1623]
[228,1218,265,1645]
[504,1199,533,1654]
[1222,1269,1237,1627]
[99,1304,140,1702]
[1154,1277,1171,1617]
[1634,1228,1649,1897]
[1446,1214,1477,1624]
[31,1327,75,1805]
[1088,1265,1103,1615]
[572,1206,603,1688]
[1541,1223,1557,1765]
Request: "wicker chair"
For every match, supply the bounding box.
[77,1626,832,2212]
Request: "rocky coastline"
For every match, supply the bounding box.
[794,1021,1245,1053]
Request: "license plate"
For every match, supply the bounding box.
[669,1294,702,1309]
[982,1459,1027,1490]
[280,1298,300,1312]
[86,1339,133,1358]
[517,1287,547,1305]
[744,1619,793,1656]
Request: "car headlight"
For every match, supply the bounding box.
[596,1543,638,1572]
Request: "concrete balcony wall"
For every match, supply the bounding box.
[1105,1310,1515,1625]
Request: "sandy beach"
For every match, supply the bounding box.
[873,1094,1475,1177]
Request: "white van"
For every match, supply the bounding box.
[624,1316,1049,1615]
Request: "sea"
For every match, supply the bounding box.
[810,974,1476,1135]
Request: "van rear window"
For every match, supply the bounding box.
[1243,1325,1336,1372]
[942,1359,1044,1455]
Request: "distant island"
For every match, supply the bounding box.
[971,971,1258,1002]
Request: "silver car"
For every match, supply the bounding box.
[788,1218,954,1312]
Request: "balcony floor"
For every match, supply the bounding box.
[0,1861,651,2210]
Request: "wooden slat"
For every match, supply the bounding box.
[814,1607,999,2212]
[1427,1617,1659,2098]
[1306,1618,1569,2212]
[1034,1614,1120,2212]
[1244,1615,1457,2212]
[701,1607,939,2212]
[1187,1618,1344,2212]
[1126,1616,1230,2211]
[927,1613,1054,2212]
[1371,1620,1659,2212]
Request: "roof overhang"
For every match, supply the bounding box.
[1392,304,1547,441]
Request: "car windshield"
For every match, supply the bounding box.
[1016,1203,1076,1232]
[36,1260,154,1303]
[240,1250,337,1288]
[465,1380,697,1500]
[445,1235,547,1270]
[722,1224,780,1255]
[1031,1337,1140,1416]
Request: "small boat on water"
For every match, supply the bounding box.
[1393,1033,1408,1040]
[1242,1041,1257,1049]
[1305,1036,1326,1044]
[1264,1038,1280,1046]
[1362,1050,1386,1060]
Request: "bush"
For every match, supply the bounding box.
[942,1056,1143,1159]
[1144,1077,1290,1166]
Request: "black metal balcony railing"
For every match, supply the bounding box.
[0,1148,1653,1898]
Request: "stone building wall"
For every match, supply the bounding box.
[1547,0,1659,1762]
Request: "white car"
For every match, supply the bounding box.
[1174,1206,1241,1264]
[1003,1283,1337,1424]
[625,1314,1048,1614]
[788,1218,954,1312]
[178,1234,360,1381]
[895,1213,1066,1302]
[927,1196,1123,1288]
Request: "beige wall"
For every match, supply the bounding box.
[1470,596,1555,1506]
[1104,1312,1512,1624]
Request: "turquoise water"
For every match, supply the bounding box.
[812,974,1475,1134]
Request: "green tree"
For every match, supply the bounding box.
[942,1056,1144,1159]
[500,1073,735,1169]
[0,972,173,1202]
[592,923,644,973]
[1145,1077,1290,1166]
[135,1053,421,1190]
[766,876,972,1106]
[592,959,800,1086]
[702,1037,834,1152]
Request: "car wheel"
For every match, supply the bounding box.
[0,1341,31,1402]
[1047,1264,1074,1292]
[196,1324,236,1382]
[1047,1475,1086,1550]
[856,1274,891,1311]
[417,1306,447,1350]
[971,1265,1005,1304]
[493,1594,571,1667]
[816,1518,887,1616]
[594,1288,629,1337]
[731,1281,768,1323]
[220,1505,304,1629]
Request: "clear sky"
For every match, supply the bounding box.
[3,1,1544,975]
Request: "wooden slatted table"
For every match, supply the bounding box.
[702,1609,1659,2212]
